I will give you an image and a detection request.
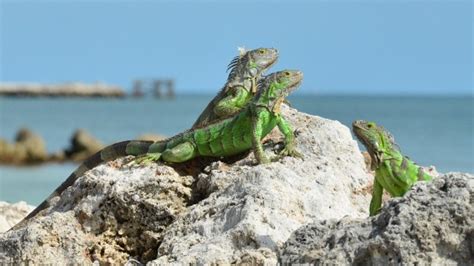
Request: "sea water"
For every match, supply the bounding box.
[0,95,472,205]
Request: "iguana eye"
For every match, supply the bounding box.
[367,123,374,128]
[258,49,266,54]
[285,71,291,76]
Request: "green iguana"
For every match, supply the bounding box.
[352,120,433,216]
[192,47,278,128]
[12,70,303,230]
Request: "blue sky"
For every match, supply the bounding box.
[0,0,472,95]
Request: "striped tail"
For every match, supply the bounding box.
[9,140,153,231]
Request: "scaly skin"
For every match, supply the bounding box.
[192,47,278,129]
[12,70,303,230]
[138,69,303,164]
[352,120,433,216]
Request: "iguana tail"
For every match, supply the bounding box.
[10,140,154,231]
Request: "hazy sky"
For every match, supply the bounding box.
[0,0,472,95]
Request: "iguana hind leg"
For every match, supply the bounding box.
[134,152,162,164]
[133,141,167,165]
[162,141,196,163]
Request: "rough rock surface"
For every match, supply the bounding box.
[153,106,372,264]
[0,202,35,233]
[0,160,194,264]
[280,172,474,265]
[0,106,372,264]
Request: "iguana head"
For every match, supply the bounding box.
[255,70,303,112]
[352,120,399,167]
[227,48,279,79]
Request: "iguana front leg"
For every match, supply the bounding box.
[251,108,270,164]
[213,86,249,118]
[369,178,383,216]
[134,152,162,164]
[277,116,302,159]
[134,141,197,164]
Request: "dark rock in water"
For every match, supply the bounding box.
[280,173,474,265]
[47,150,67,162]
[0,128,47,164]
[0,139,19,163]
[0,128,164,165]
[64,129,104,162]
[15,128,48,163]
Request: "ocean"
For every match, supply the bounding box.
[0,95,473,205]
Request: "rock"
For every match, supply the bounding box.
[0,128,48,164]
[0,139,19,164]
[47,150,67,162]
[1,129,166,165]
[64,129,104,162]
[361,151,372,170]
[0,128,103,164]
[0,159,194,264]
[0,106,375,264]
[280,172,474,265]
[154,106,372,264]
[0,202,35,233]
[15,128,48,162]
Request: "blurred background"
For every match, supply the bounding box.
[0,0,472,205]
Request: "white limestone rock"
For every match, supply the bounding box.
[0,201,35,233]
[280,172,474,265]
[0,106,372,264]
[153,106,372,264]
[0,161,194,264]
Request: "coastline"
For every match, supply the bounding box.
[0,83,125,98]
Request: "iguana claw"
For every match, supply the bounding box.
[256,154,271,164]
[279,144,303,159]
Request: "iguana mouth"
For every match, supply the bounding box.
[352,121,371,147]
[286,80,302,95]
[266,57,278,68]
[352,121,366,134]
[256,57,278,77]
[352,121,379,162]
[258,58,278,74]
